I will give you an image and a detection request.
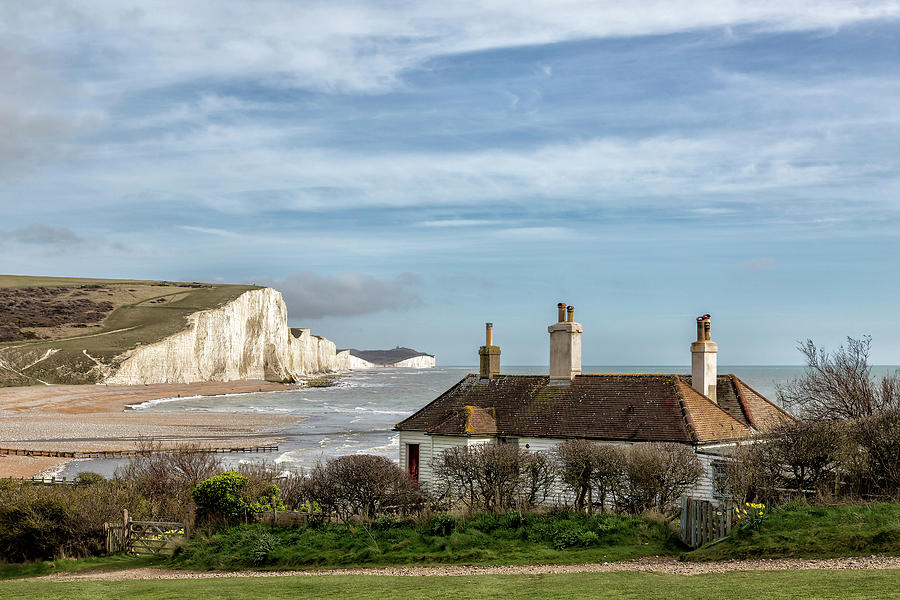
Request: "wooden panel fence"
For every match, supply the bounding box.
[680,497,736,548]
[104,510,188,556]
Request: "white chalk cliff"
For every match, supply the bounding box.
[105,288,349,385]
[389,355,436,368]
[348,354,377,370]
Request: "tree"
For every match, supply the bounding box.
[778,336,900,421]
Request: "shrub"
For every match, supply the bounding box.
[427,513,457,536]
[0,479,149,561]
[193,472,251,522]
[853,408,900,497]
[297,455,422,520]
[616,443,703,514]
[435,443,553,512]
[555,440,623,512]
[192,472,283,525]
[116,439,222,521]
[76,472,106,485]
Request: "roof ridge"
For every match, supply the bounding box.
[729,374,756,428]
[671,376,700,443]
[730,374,798,422]
[674,376,753,437]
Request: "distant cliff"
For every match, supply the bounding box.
[106,288,349,384]
[346,347,435,369]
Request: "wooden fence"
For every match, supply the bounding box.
[680,497,736,548]
[104,510,188,556]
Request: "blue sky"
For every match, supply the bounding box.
[1,2,899,365]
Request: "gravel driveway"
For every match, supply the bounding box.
[39,555,900,581]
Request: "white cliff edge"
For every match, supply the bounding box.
[348,354,377,370]
[389,355,436,368]
[105,288,349,385]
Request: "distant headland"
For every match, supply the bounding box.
[344,347,436,369]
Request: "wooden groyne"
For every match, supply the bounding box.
[0,444,279,460]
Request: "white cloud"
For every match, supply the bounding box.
[178,225,241,238]
[255,271,423,319]
[2,2,898,95]
[418,219,501,227]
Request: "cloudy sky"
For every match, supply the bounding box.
[2,1,899,365]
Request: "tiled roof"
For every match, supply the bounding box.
[395,373,768,444]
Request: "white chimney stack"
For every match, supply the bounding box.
[691,314,718,402]
[549,302,582,382]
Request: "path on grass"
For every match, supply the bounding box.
[40,556,900,581]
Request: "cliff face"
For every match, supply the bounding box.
[105,288,345,385]
[348,354,377,369]
[389,355,436,368]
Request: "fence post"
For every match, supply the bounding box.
[123,509,130,554]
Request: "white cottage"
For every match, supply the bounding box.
[395,304,793,501]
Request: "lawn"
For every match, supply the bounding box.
[1,570,898,600]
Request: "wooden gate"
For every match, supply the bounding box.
[680,497,735,548]
[104,510,188,556]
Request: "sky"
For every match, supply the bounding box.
[1,1,899,366]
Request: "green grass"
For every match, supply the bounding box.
[1,570,899,600]
[170,512,683,570]
[687,501,900,561]
[0,555,162,580]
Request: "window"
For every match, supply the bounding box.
[712,460,728,499]
[407,443,420,481]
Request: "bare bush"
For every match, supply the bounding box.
[555,439,600,511]
[721,442,783,505]
[617,443,703,514]
[778,336,900,421]
[434,443,547,512]
[518,450,557,507]
[853,408,900,498]
[770,421,842,497]
[555,440,624,512]
[298,455,422,520]
[115,438,221,520]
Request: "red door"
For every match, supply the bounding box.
[407,443,419,481]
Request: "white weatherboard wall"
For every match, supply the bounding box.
[400,433,721,504]
[105,288,346,385]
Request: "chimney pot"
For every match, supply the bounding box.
[557,302,566,323]
[566,305,574,323]
[485,322,493,346]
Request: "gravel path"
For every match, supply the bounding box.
[40,556,900,581]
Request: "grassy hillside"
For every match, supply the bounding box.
[171,512,681,570]
[0,275,260,386]
[686,501,900,561]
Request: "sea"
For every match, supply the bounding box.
[54,365,899,478]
